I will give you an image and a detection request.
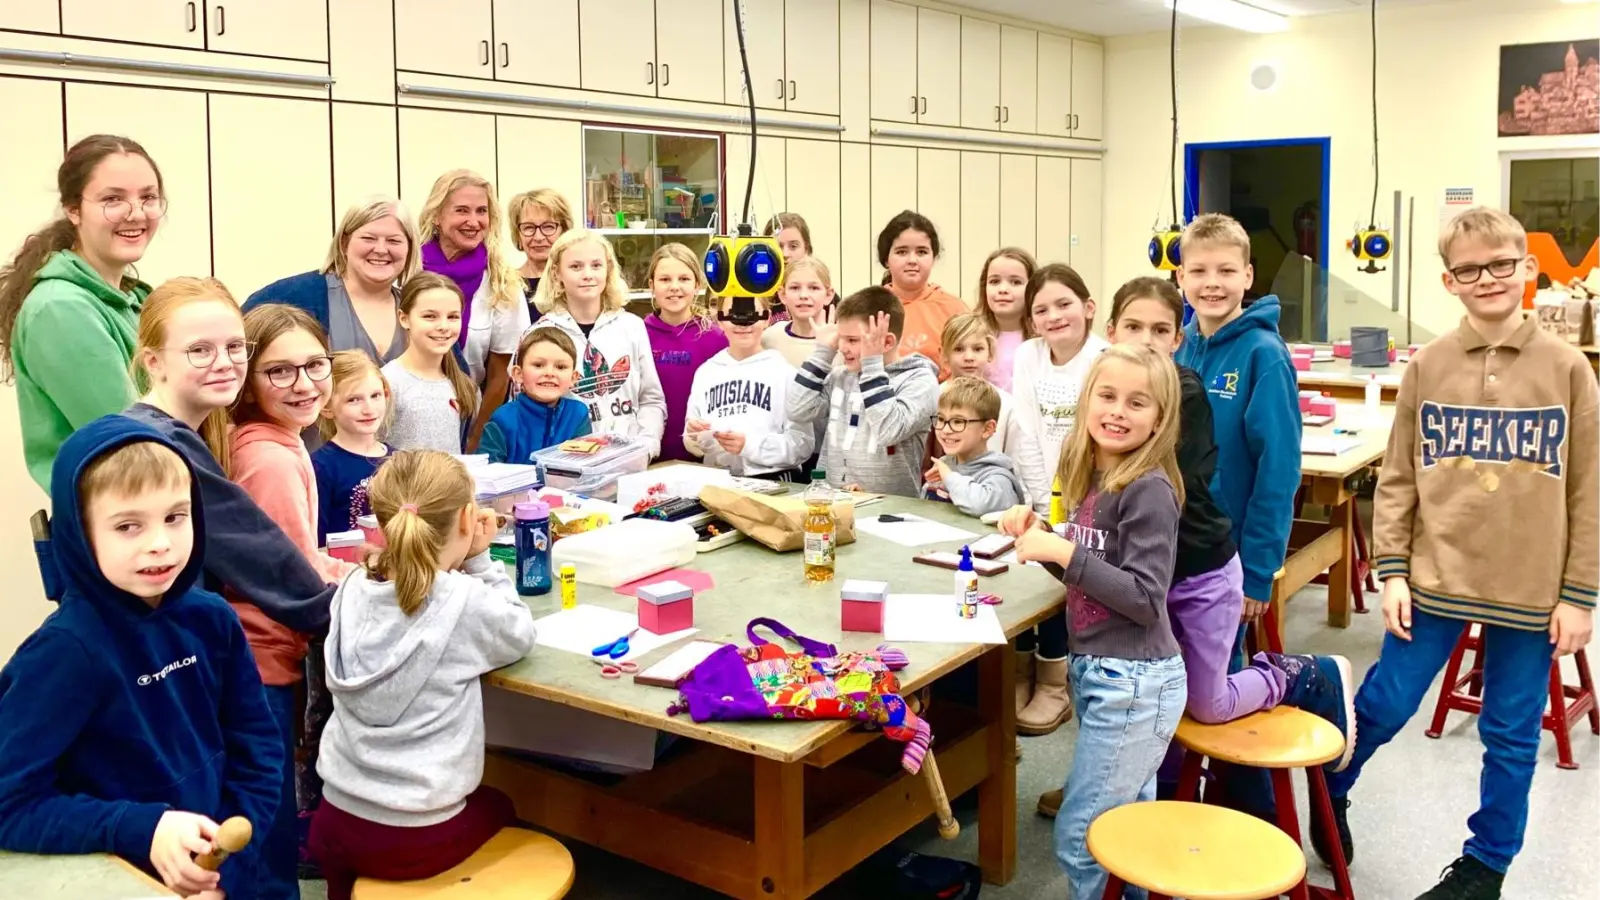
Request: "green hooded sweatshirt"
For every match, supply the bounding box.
[14,250,150,490]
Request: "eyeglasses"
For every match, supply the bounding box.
[102,196,168,223]
[1448,257,1522,284]
[168,340,253,368]
[519,222,563,239]
[261,355,333,388]
[932,415,980,433]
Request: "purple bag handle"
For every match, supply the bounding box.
[746,617,837,658]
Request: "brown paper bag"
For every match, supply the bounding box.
[698,485,857,552]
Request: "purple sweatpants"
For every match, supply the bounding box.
[1167,555,1286,723]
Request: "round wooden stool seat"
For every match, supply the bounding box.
[353,828,575,899]
[1176,706,1344,769]
[1087,801,1306,899]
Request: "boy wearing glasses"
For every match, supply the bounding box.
[1318,207,1597,899]
[922,376,1025,516]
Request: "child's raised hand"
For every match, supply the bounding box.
[1381,577,1412,641]
[150,811,221,896]
[812,306,839,350]
[468,508,501,558]
[862,311,893,356]
[923,459,950,485]
[712,431,747,455]
[996,505,1040,537]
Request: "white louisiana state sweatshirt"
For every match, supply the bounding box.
[683,348,815,476]
[528,308,667,459]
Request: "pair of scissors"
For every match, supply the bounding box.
[593,656,640,679]
[591,628,639,660]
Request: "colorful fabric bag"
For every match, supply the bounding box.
[667,618,932,773]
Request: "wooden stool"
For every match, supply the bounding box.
[1174,708,1353,900]
[1089,800,1306,900]
[1425,622,1599,770]
[353,828,574,899]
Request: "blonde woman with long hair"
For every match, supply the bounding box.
[528,229,666,458]
[416,170,528,441]
[246,196,421,366]
[506,187,573,320]
[311,449,535,900]
[644,242,725,462]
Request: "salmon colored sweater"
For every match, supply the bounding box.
[228,421,356,685]
[890,283,966,374]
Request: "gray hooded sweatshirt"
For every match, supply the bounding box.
[789,346,940,497]
[317,551,536,827]
[928,450,1027,517]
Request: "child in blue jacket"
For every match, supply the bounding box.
[480,327,591,464]
[0,416,283,899]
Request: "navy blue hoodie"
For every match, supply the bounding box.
[0,416,282,897]
[1173,296,1302,602]
[479,392,592,464]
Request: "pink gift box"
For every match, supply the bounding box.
[1333,340,1352,359]
[1292,354,1312,371]
[357,514,385,549]
[326,530,364,563]
[1298,390,1318,413]
[1309,396,1337,417]
[841,579,888,633]
[637,579,695,634]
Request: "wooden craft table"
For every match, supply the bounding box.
[483,495,1064,899]
[0,850,172,899]
[1269,403,1395,646]
[1296,355,1404,403]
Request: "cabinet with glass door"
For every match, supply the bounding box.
[582,125,723,311]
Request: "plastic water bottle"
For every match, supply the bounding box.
[514,501,552,596]
[1364,373,1382,424]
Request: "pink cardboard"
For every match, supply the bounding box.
[614,568,716,597]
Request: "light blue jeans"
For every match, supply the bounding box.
[1054,654,1187,900]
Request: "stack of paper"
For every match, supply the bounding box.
[473,463,543,498]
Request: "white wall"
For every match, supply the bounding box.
[1102,0,1599,339]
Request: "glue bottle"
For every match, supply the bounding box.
[955,545,979,619]
[514,501,552,596]
[1364,373,1382,423]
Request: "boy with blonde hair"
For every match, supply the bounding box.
[1318,207,1596,899]
[941,312,1047,507]
[922,376,1025,516]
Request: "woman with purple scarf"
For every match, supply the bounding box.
[415,169,529,445]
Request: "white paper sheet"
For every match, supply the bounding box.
[616,464,734,512]
[531,604,698,661]
[882,594,1007,645]
[854,512,979,547]
[1301,435,1364,456]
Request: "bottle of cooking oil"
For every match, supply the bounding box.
[803,471,836,583]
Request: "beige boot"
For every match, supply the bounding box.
[1017,656,1073,735]
[1014,648,1035,716]
[1036,787,1063,818]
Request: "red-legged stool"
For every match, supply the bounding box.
[1089,801,1305,900]
[1174,708,1355,900]
[1425,622,1599,770]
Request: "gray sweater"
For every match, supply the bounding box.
[789,347,940,497]
[317,551,536,827]
[1045,469,1182,661]
[929,450,1026,517]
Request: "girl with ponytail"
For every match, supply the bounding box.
[1,134,165,488]
[312,450,536,900]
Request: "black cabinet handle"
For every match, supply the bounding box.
[1002,106,1008,123]
[920,96,927,115]
[214,5,224,35]
[500,42,509,68]
[788,79,796,101]
[185,2,196,32]
[479,40,489,66]
[662,63,670,86]
[647,61,655,84]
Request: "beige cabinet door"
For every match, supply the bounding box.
[0,0,59,32]
[959,152,1000,304]
[959,17,1000,131]
[784,139,841,272]
[916,148,960,291]
[1035,32,1072,138]
[205,0,328,62]
[1069,158,1102,295]
[914,8,960,127]
[65,83,211,286]
[998,154,1036,252]
[394,0,493,78]
[725,0,785,109]
[209,95,332,297]
[1070,40,1103,141]
[725,133,786,231]
[1034,155,1072,266]
[999,25,1036,133]
[580,0,656,96]
[0,78,66,258]
[784,0,838,115]
[331,102,399,215]
[839,142,872,291]
[869,0,917,124]
[397,108,498,224]
[496,116,583,269]
[869,144,916,280]
[655,0,723,102]
[61,0,204,49]
[495,0,578,87]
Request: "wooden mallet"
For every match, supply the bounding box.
[194,817,253,871]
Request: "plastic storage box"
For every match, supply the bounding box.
[637,579,695,634]
[551,518,697,588]
[841,579,888,633]
[531,436,650,501]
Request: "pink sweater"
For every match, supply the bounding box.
[228,421,356,685]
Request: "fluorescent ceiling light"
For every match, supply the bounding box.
[1164,0,1290,33]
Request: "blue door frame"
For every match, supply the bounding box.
[1183,137,1332,340]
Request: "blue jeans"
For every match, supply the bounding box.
[1054,654,1187,900]
[1327,608,1550,873]
[262,684,301,900]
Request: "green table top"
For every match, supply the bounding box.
[0,851,171,900]
[489,494,1064,763]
